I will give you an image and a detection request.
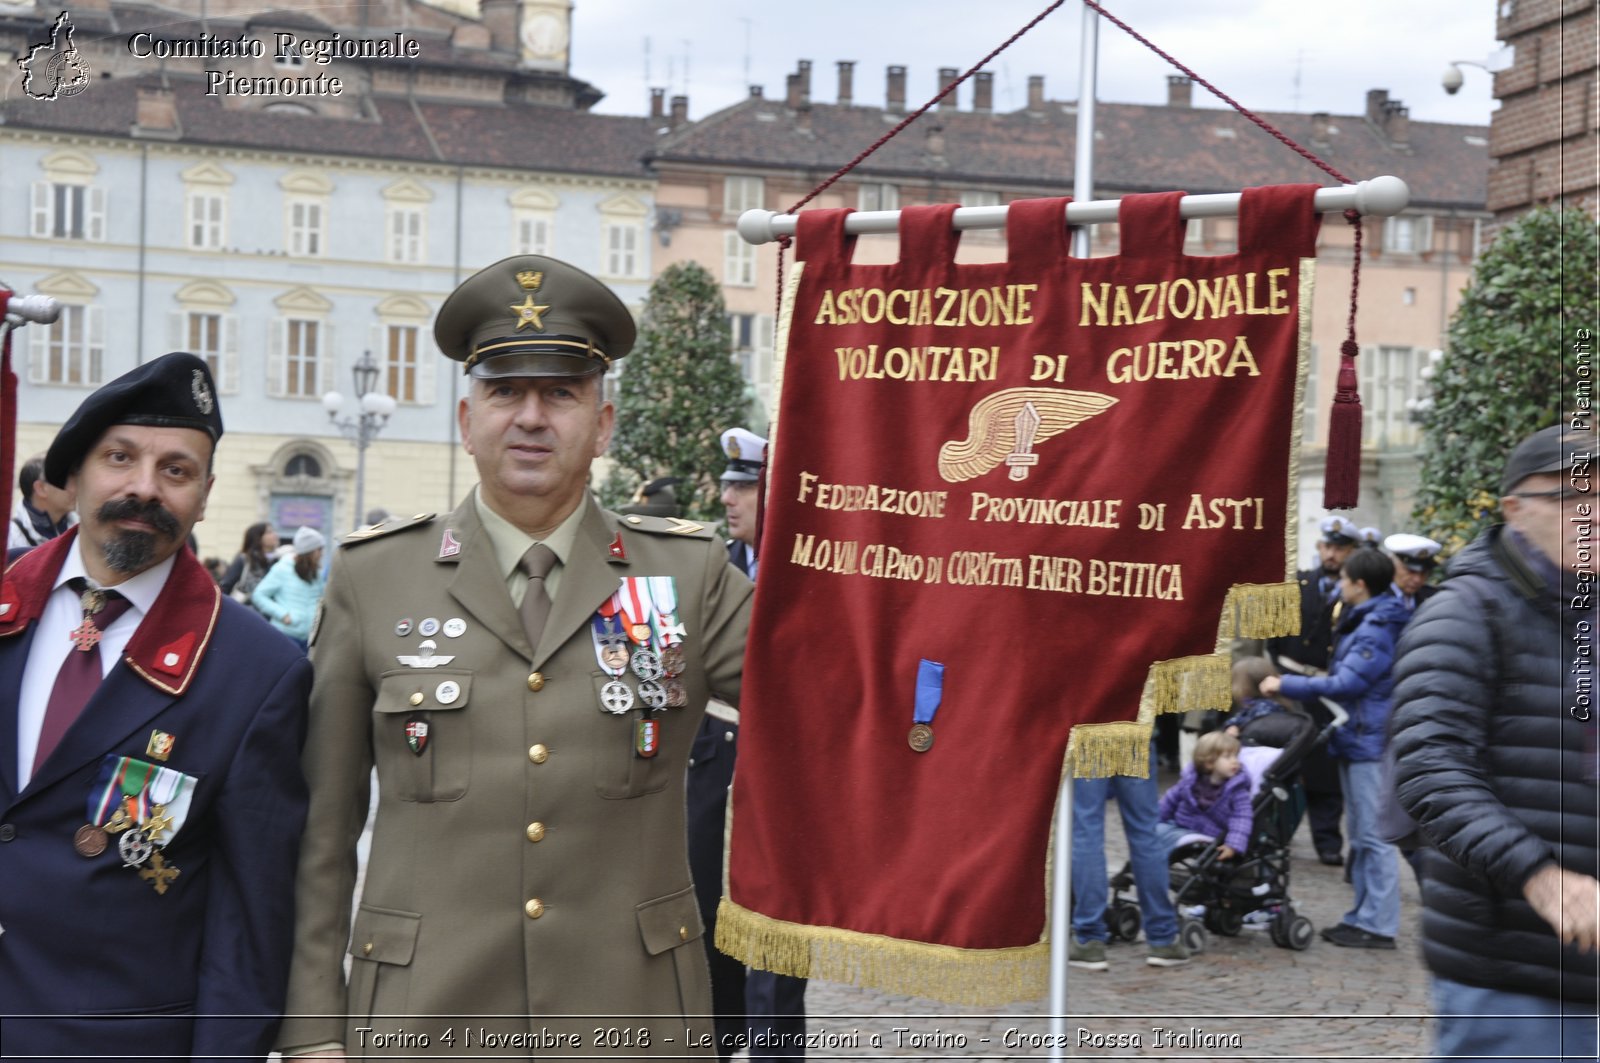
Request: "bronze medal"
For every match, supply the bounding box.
[664,678,687,708]
[908,723,935,753]
[74,824,109,858]
[660,646,686,676]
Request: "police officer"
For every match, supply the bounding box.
[1266,514,1360,865]
[687,428,806,1063]
[280,257,752,1059]
[1383,532,1442,611]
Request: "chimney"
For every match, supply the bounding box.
[926,121,946,160]
[796,60,812,106]
[1027,74,1045,112]
[1167,75,1192,108]
[937,67,959,109]
[649,87,665,120]
[973,70,993,114]
[479,0,518,55]
[785,73,802,110]
[1310,111,1330,145]
[887,65,906,113]
[748,84,764,98]
[837,60,855,106]
[1366,88,1390,126]
[133,85,178,134]
[670,94,689,129]
[1382,100,1410,146]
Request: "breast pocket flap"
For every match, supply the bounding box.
[635,886,704,956]
[373,671,472,714]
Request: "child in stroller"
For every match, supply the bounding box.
[1106,666,1341,952]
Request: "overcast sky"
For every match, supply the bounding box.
[569,0,1500,128]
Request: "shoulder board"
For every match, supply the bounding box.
[616,513,717,542]
[341,512,437,547]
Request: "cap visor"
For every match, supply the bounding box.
[469,351,602,379]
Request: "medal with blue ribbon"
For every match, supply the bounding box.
[908,659,944,753]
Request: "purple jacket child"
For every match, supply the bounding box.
[1158,767,1254,855]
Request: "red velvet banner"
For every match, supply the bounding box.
[720,186,1320,1003]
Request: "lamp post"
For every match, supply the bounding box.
[322,349,397,530]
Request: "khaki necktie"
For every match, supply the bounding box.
[518,543,558,652]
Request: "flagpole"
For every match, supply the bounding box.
[1050,6,1097,1057]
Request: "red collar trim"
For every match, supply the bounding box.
[0,529,221,696]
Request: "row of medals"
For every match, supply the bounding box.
[74,803,181,893]
[600,631,688,714]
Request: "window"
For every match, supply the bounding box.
[515,213,553,254]
[727,312,774,386]
[385,324,420,403]
[29,303,104,386]
[184,311,229,388]
[288,199,324,257]
[172,280,240,394]
[724,232,757,287]
[724,176,765,216]
[387,205,424,264]
[285,453,321,478]
[604,221,643,278]
[275,45,304,68]
[279,319,321,397]
[31,182,106,240]
[1382,215,1432,255]
[959,190,1001,209]
[1359,345,1422,448]
[858,182,899,212]
[187,189,225,250]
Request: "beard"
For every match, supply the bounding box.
[97,497,181,573]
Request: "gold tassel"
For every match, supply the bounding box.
[1224,581,1301,639]
[1066,721,1151,778]
[716,898,1049,1007]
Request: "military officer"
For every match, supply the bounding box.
[280,257,751,1060]
[0,352,311,1059]
[1383,532,1442,611]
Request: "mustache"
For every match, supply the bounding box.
[97,497,180,539]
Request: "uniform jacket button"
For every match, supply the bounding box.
[525,898,546,919]
[0,824,15,842]
[528,743,549,764]
[527,672,546,692]
[526,822,546,842]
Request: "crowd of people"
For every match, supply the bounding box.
[0,251,1592,1063]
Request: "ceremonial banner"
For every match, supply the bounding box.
[719,186,1319,1003]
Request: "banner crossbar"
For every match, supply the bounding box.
[737,175,1409,246]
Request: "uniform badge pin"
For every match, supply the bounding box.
[635,717,660,759]
[435,680,461,706]
[443,617,467,638]
[405,715,430,755]
[419,617,441,638]
[438,529,463,559]
[146,730,176,762]
[609,533,626,560]
[395,617,414,637]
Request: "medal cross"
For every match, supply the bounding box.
[139,851,181,895]
[69,618,104,652]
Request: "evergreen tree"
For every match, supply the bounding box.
[1412,206,1597,556]
[603,262,752,522]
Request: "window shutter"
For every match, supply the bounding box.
[220,314,239,394]
[168,311,187,351]
[31,182,50,238]
[86,305,106,384]
[267,319,286,397]
[415,338,436,406]
[28,318,47,383]
[755,314,775,385]
[1417,215,1434,253]
[87,186,107,242]
[318,322,337,395]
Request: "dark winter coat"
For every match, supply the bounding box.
[1390,525,1598,1003]
[1278,592,1411,761]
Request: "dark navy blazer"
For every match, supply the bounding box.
[0,532,311,1062]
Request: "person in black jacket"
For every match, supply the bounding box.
[1391,424,1598,1063]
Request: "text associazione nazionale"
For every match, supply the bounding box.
[126,30,420,97]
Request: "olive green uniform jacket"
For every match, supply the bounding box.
[278,494,751,1057]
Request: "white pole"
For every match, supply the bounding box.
[1070,4,1098,260]
[736,175,1411,245]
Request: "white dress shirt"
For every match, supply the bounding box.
[15,541,176,789]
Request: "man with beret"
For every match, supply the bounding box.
[686,427,806,1063]
[1383,532,1442,612]
[1265,514,1359,865]
[280,257,752,1059]
[0,352,311,1059]
[1391,425,1598,1061]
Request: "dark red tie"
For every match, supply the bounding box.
[34,580,133,773]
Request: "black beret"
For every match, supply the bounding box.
[45,352,223,487]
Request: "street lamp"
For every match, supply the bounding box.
[322,349,397,530]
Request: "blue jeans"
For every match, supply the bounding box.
[1432,976,1599,1062]
[1338,758,1400,937]
[1071,745,1178,946]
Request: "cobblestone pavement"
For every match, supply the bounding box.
[794,802,1432,1061]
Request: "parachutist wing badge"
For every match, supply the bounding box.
[937,387,1118,483]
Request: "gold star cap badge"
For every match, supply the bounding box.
[435,255,637,379]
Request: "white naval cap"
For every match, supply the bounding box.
[1318,515,1360,545]
[1358,525,1384,548]
[720,427,767,483]
[1385,532,1443,572]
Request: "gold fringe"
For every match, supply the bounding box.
[1222,581,1302,640]
[1066,721,1153,779]
[715,898,1049,1007]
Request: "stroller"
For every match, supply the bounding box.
[1106,700,1347,953]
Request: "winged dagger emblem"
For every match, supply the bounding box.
[937,387,1118,483]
